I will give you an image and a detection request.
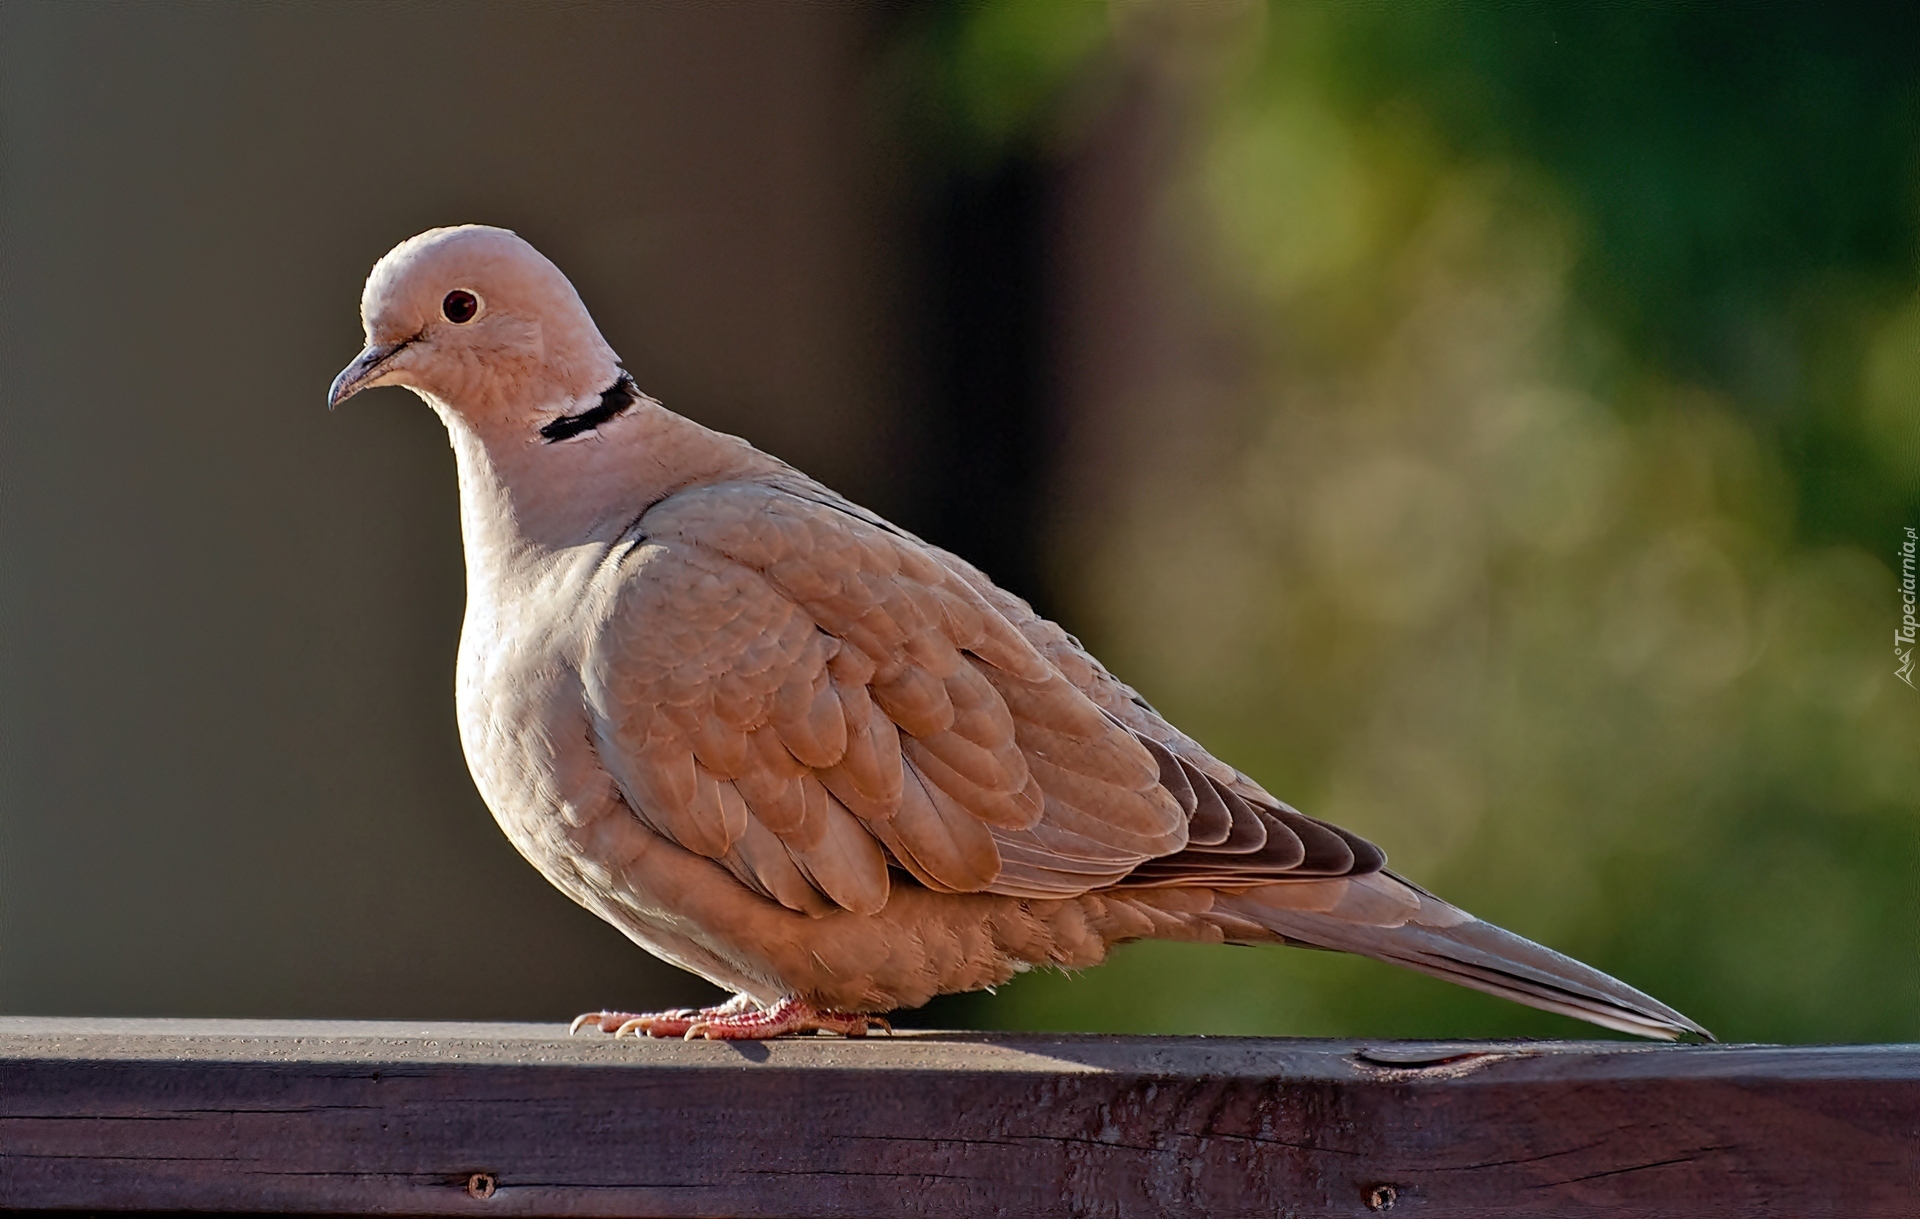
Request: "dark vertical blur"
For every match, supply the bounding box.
[909,159,1056,612]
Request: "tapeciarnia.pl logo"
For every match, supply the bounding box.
[1898,526,1917,689]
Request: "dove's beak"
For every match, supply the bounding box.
[328,338,413,409]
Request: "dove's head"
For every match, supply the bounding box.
[328,225,620,417]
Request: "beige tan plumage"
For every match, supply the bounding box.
[330,225,1706,1041]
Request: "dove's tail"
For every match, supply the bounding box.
[1217,871,1711,1041]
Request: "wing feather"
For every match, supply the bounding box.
[866,761,1003,893]
[722,817,836,917]
[785,794,890,915]
[730,728,809,833]
[770,642,848,769]
[870,664,954,737]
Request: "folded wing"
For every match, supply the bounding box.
[582,480,1211,916]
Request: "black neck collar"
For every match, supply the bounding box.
[539,372,638,443]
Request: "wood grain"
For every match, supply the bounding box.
[2,1019,1913,1218]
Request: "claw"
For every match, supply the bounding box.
[569,1009,641,1035]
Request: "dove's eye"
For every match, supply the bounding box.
[442,290,480,324]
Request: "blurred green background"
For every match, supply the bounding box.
[911,1,1919,1044]
[3,2,1912,1044]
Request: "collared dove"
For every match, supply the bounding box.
[330,225,1705,1041]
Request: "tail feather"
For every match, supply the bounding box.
[1224,871,1711,1041]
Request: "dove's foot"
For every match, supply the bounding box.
[571,993,757,1038]
[569,995,888,1039]
[683,996,890,1040]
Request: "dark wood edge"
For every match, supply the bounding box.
[4,1020,1916,1219]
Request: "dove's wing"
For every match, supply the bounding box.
[580,480,1177,914]
[582,479,1391,916]
[926,545,1389,892]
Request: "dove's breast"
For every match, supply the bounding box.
[449,538,793,999]
[453,547,620,881]
[450,544,652,906]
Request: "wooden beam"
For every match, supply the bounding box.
[2,1019,1913,1217]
